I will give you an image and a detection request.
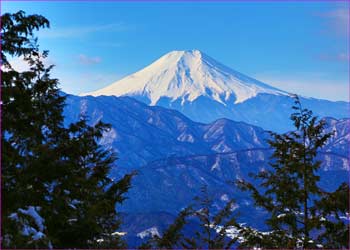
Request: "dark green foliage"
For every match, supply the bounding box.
[142,186,239,249]
[315,182,349,248]
[236,95,349,248]
[1,11,132,248]
[1,10,49,67]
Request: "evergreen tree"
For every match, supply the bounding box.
[236,95,349,248]
[1,11,133,248]
[142,186,239,249]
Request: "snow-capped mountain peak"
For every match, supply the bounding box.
[81,50,287,105]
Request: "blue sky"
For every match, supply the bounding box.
[2,1,349,101]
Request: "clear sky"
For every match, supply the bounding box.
[2,1,349,101]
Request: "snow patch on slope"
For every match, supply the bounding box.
[137,227,160,239]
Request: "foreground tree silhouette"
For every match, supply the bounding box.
[140,186,239,249]
[1,11,132,248]
[237,95,349,248]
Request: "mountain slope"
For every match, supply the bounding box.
[121,149,349,214]
[81,50,349,132]
[64,94,269,171]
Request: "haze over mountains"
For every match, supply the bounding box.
[82,50,349,132]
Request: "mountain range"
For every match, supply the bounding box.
[64,94,349,244]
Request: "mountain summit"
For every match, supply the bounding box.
[81,50,349,132]
[82,50,287,104]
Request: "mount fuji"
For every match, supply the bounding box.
[82,50,349,132]
[83,50,287,104]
